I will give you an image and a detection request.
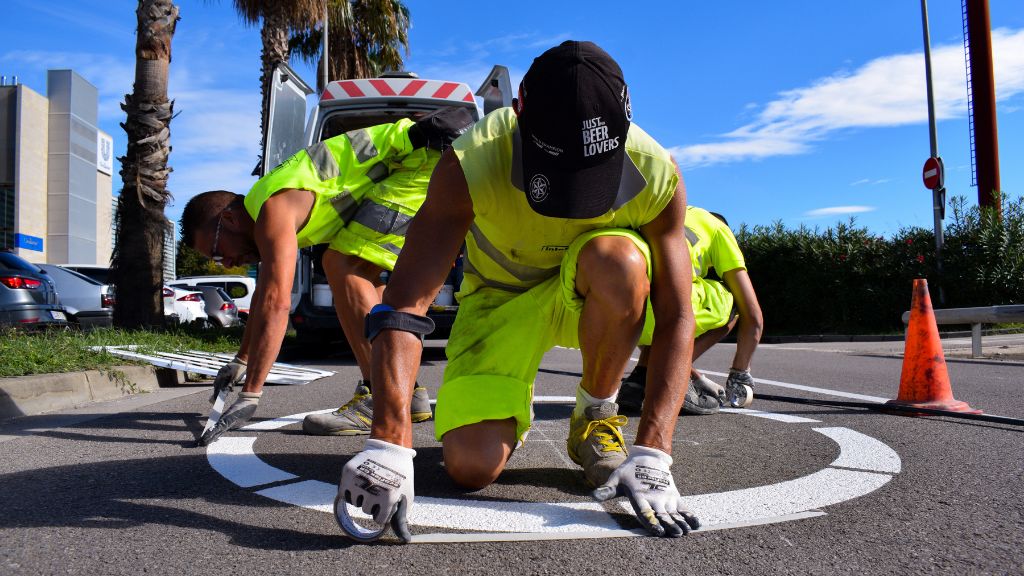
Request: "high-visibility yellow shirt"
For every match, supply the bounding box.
[452,107,678,298]
[684,205,746,279]
[243,119,418,248]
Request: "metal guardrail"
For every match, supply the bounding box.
[901,305,1024,358]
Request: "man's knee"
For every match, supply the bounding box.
[576,235,649,306]
[442,419,516,490]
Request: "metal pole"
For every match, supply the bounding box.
[921,0,945,304]
[966,0,1001,211]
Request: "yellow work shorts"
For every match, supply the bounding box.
[435,228,656,444]
[692,275,735,336]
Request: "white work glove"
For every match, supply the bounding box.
[593,445,701,537]
[336,439,416,543]
[210,356,246,404]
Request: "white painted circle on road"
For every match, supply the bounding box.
[206,396,901,542]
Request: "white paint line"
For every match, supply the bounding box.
[240,409,334,431]
[670,467,892,525]
[533,395,576,404]
[257,479,624,532]
[206,436,297,488]
[213,404,901,541]
[815,427,902,473]
[409,511,826,543]
[719,408,821,423]
[702,370,890,403]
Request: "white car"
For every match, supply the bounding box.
[163,286,209,325]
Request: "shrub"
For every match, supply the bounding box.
[735,194,1023,335]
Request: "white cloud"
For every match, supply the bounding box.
[804,206,876,217]
[674,27,1024,169]
[850,178,891,186]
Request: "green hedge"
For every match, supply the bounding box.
[735,195,1024,335]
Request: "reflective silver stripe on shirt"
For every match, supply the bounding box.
[346,129,379,163]
[684,226,699,247]
[306,142,340,181]
[380,242,403,255]
[352,201,413,236]
[463,257,528,293]
[367,163,389,183]
[330,193,358,222]
[468,223,558,283]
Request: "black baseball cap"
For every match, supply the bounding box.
[513,40,646,219]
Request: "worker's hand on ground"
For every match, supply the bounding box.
[197,391,261,446]
[410,107,474,150]
[210,356,246,404]
[593,445,701,537]
[338,439,416,543]
[725,368,755,407]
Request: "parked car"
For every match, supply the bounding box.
[58,264,111,285]
[0,251,69,329]
[37,264,114,329]
[170,275,255,321]
[162,286,209,326]
[189,285,240,328]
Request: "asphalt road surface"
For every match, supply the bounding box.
[1,336,1021,575]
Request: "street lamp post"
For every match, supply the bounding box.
[921,0,946,304]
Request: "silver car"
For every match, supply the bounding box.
[37,264,114,329]
[0,252,68,329]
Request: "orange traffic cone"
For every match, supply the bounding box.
[887,279,981,414]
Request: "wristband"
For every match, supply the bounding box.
[365,304,435,342]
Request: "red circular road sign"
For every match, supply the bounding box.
[922,157,944,190]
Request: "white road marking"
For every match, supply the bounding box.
[208,397,901,542]
[702,370,890,403]
[206,437,297,488]
[815,427,902,473]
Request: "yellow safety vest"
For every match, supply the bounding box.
[452,108,678,298]
[243,119,419,248]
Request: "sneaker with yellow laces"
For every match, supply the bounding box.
[302,381,433,436]
[567,401,629,487]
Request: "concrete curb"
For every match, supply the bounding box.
[0,366,180,421]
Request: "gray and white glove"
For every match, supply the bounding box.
[593,445,701,537]
[336,439,416,543]
[724,368,755,408]
[210,356,246,404]
[197,391,261,446]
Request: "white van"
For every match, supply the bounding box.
[169,275,256,320]
[263,64,512,345]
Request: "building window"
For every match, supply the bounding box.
[0,186,13,251]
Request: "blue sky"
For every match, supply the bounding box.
[2,0,1023,236]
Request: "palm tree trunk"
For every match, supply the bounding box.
[259,5,290,156]
[112,0,179,329]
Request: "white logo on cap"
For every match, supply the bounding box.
[581,116,620,158]
[529,174,550,203]
[623,86,632,121]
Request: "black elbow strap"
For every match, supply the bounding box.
[365,304,435,342]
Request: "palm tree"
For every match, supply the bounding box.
[289,0,410,92]
[230,0,325,153]
[111,0,180,329]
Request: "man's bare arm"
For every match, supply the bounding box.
[241,189,312,393]
[370,149,475,447]
[722,269,763,371]
[636,177,695,454]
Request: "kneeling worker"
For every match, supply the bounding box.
[182,108,474,445]
[619,206,764,414]
[336,41,702,542]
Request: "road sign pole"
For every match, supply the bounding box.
[921,0,945,304]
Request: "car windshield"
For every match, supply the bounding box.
[0,252,43,273]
